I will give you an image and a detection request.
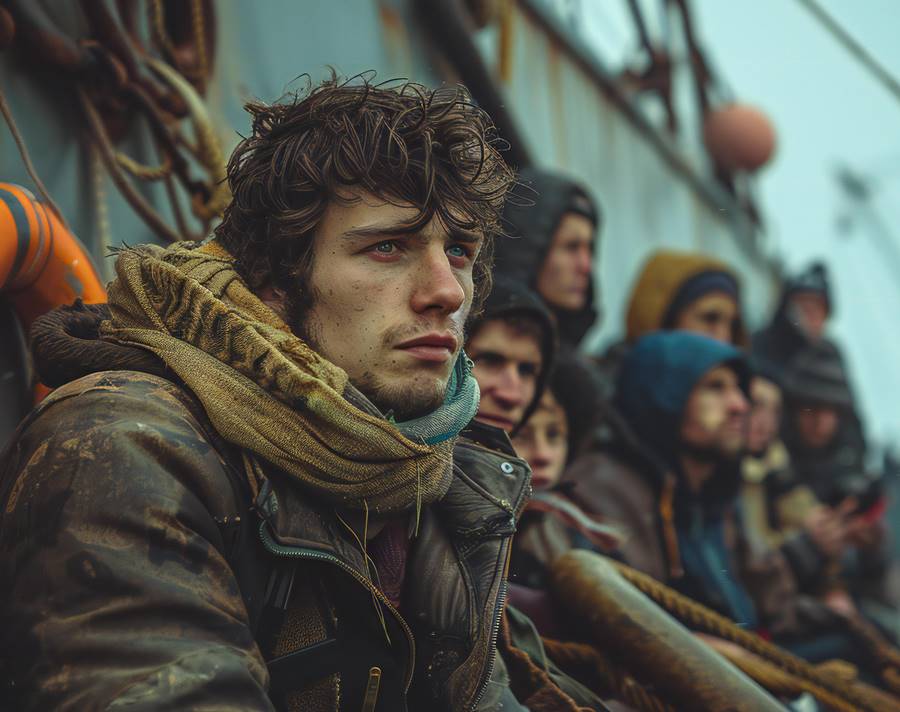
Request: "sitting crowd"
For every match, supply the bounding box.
[471,165,899,704]
[1,75,896,711]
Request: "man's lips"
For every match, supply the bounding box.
[530,473,552,490]
[395,332,459,363]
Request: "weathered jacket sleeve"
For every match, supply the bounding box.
[0,373,273,712]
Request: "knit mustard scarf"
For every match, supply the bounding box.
[102,240,477,515]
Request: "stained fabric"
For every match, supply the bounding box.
[494,168,600,347]
[101,239,479,515]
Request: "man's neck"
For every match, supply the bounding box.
[679,454,717,495]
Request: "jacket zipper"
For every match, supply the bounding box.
[258,521,416,694]
[467,538,511,711]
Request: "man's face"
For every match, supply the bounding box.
[512,390,569,491]
[746,377,782,455]
[789,292,829,340]
[673,292,739,344]
[536,212,595,311]
[680,366,749,458]
[467,319,542,433]
[793,404,840,450]
[297,193,481,420]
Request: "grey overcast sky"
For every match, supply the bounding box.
[547,0,900,442]
[692,0,900,444]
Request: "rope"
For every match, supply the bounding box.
[146,57,230,221]
[90,145,114,282]
[0,86,71,231]
[707,639,864,712]
[116,150,173,182]
[77,86,182,243]
[840,612,900,696]
[191,0,209,89]
[541,637,674,712]
[610,559,899,712]
[148,0,177,64]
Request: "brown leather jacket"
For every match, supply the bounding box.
[562,443,820,639]
[0,368,532,712]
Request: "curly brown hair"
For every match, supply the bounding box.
[214,73,515,314]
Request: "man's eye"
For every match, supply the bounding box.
[373,241,396,254]
[473,352,504,368]
[519,363,538,378]
[447,244,470,259]
[547,427,564,442]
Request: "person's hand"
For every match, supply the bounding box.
[822,588,857,618]
[844,515,884,551]
[802,499,856,559]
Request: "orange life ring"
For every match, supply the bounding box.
[0,183,106,401]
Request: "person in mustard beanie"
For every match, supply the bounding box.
[594,249,745,400]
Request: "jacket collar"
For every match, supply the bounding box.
[256,421,531,574]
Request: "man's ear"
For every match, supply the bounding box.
[257,284,290,322]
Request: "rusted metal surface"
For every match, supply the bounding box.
[414,0,532,169]
[471,0,778,348]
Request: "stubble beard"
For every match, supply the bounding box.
[352,369,449,421]
[287,287,457,421]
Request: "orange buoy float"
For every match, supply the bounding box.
[0,183,106,401]
[703,104,776,172]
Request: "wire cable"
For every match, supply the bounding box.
[794,0,900,105]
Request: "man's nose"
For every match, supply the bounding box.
[410,247,465,314]
[575,244,593,275]
[730,388,750,414]
[531,435,552,464]
[494,366,525,407]
[711,324,731,343]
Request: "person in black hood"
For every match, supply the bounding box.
[754,263,870,508]
[495,167,601,348]
[466,276,557,435]
[754,262,831,374]
[781,339,872,506]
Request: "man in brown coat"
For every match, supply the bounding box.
[0,77,548,711]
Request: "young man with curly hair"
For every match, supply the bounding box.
[0,77,562,711]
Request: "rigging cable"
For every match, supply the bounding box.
[793,0,900,106]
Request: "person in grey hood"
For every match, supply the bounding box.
[494,167,601,348]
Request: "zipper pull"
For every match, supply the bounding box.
[361,666,381,712]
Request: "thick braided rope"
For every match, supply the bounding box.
[610,559,896,712]
[711,642,863,712]
[841,611,900,696]
[541,637,674,712]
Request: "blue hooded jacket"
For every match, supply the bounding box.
[614,331,758,628]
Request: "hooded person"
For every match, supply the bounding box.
[753,262,831,378]
[593,250,745,400]
[781,339,871,505]
[781,341,900,651]
[753,262,868,475]
[564,333,800,630]
[466,276,557,436]
[562,333,886,669]
[493,167,601,349]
